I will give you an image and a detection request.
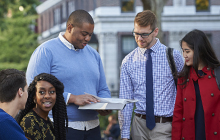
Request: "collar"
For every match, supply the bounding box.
[139,47,147,55]
[190,66,211,81]
[139,38,160,55]
[58,32,78,51]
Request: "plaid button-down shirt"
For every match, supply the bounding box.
[118,39,184,138]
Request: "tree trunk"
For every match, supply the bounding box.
[141,0,168,44]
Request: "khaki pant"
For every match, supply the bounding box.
[131,115,172,140]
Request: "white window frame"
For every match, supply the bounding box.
[54,8,61,25]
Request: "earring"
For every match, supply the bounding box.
[34,99,36,103]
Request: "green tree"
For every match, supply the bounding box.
[0,0,39,71]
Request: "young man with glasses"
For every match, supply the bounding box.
[118,10,184,140]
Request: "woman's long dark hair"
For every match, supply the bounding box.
[179,29,220,86]
[16,73,68,140]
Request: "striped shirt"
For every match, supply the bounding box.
[118,39,184,138]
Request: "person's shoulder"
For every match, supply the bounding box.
[38,37,61,49]
[158,41,180,55]
[33,38,62,56]
[177,76,185,85]
[43,37,60,44]
[172,48,182,56]
[121,47,138,65]
[84,45,102,62]
[0,115,12,124]
[0,109,8,117]
[0,110,14,123]
[171,48,184,65]
[20,110,38,128]
[158,42,167,49]
[178,76,184,81]
[0,114,26,140]
[21,110,36,123]
[159,44,183,60]
[123,48,139,60]
[0,112,21,131]
[153,39,166,51]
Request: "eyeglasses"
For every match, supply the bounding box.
[132,28,155,38]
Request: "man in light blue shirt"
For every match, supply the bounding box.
[26,10,112,140]
[119,10,184,140]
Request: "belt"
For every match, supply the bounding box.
[135,113,173,123]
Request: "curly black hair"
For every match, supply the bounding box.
[16,73,68,140]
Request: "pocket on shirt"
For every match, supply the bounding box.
[130,65,146,90]
[155,62,173,84]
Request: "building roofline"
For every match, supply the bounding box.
[36,0,61,14]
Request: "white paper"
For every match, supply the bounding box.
[85,92,138,104]
[78,93,138,110]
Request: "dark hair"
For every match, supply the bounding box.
[66,9,94,28]
[0,69,26,102]
[134,10,157,30]
[16,73,68,140]
[179,29,220,86]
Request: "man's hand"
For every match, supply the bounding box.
[97,110,112,116]
[69,94,100,106]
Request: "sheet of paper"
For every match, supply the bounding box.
[85,92,111,103]
[84,92,138,103]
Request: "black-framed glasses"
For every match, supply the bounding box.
[132,28,155,38]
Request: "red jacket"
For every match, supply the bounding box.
[172,66,220,140]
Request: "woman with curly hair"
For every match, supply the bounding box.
[16,73,68,140]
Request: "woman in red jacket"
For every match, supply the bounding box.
[172,29,220,140]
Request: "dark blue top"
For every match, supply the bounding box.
[109,123,120,139]
[105,123,120,140]
[0,108,27,140]
[194,70,206,140]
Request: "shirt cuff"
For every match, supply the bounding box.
[66,93,71,105]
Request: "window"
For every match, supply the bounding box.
[62,2,67,20]
[68,1,75,16]
[121,0,135,13]
[49,11,51,28]
[121,36,137,61]
[174,0,185,6]
[54,8,60,25]
[41,15,43,33]
[196,0,209,12]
